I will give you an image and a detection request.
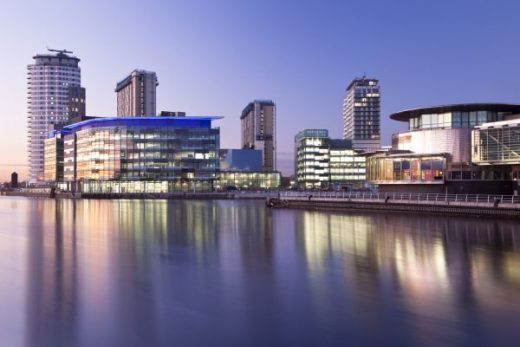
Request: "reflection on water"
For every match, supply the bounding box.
[0,197,518,346]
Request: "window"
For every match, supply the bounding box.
[452,112,461,128]
[477,111,487,124]
[469,112,477,126]
[461,112,469,127]
[421,114,431,129]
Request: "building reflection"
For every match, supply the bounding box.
[80,199,158,345]
[24,199,163,346]
[296,211,520,345]
[25,199,78,346]
[17,198,520,345]
[297,211,520,289]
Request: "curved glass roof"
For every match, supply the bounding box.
[390,103,520,122]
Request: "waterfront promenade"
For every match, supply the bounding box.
[268,191,520,219]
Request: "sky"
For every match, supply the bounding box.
[0,0,519,180]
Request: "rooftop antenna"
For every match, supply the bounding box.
[46,47,73,55]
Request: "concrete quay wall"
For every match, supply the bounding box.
[267,197,520,219]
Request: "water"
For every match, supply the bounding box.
[0,197,519,347]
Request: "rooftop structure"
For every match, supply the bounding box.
[390,103,520,122]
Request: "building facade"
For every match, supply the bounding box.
[366,152,447,193]
[241,100,276,171]
[219,149,262,171]
[342,77,381,152]
[472,119,520,166]
[27,49,83,181]
[472,119,520,187]
[295,129,366,188]
[46,117,221,192]
[373,104,520,194]
[67,86,86,119]
[217,149,279,190]
[115,70,158,117]
[43,134,64,182]
[215,171,281,190]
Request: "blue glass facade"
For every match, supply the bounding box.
[47,117,221,191]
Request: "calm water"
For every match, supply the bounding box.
[0,197,519,346]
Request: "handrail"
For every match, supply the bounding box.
[279,191,520,205]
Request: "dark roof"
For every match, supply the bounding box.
[32,52,80,66]
[240,100,275,119]
[346,77,379,91]
[329,139,352,149]
[390,103,520,122]
[115,70,158,92]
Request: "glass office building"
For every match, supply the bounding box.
[329,140,366,184]
[47,116,221,192]
[295,129,330,187]
[295,129,366,188]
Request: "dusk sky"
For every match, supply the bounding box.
[1,0,519,180]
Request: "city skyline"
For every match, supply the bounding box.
[1,0,520,180]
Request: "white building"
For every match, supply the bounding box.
[294,129,366,188]
[342,77,381,152]
[27,49,82,182]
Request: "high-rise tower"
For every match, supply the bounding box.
[115,70,158,117]
[342,77,381,152]
[241,100,276,171]
[27,49,84,182]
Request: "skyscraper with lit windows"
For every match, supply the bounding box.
[27,49,84,182]
[342,77,381,152]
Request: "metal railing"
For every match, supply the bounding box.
[279,191,520,205]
